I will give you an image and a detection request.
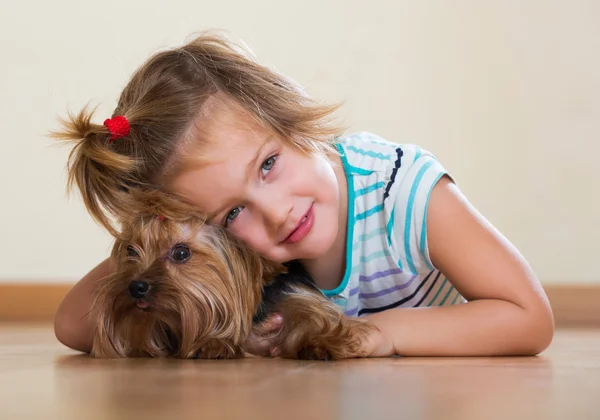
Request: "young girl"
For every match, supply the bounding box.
[52,32,554,357]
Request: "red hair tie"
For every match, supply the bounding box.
[104,115,130,143]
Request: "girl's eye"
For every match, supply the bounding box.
[261,155,277,177]
[225,207,243,225]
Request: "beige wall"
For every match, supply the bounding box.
[1,1,598,284]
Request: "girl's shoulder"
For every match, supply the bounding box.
[335,132,434,178]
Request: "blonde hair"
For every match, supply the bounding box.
[51,31,344,236]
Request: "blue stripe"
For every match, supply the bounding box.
[353,227,387,248]
[359,249,391,263]
[344,163,373,176]
[426,278,447,306]
[367,139,394,147]
[351,249,393,273]
[439,285,455,305]
[346,145,391,160]
[420,171,445,270]
[350,132,392,147]
[386,207,394,247]
[413,147,422,163]
[322,144,356,298]
[451,291,462,305]
[403,160,435,274]
[356,204,384,221]
[396,257,403,270]
[356,181,385,197]
[349,132,391,148]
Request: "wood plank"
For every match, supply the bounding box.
[1,325,600,420]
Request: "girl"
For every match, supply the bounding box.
[52,32,554,357]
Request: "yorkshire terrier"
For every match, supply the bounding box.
[90,195,375,360]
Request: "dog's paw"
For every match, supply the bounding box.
[187,340,244,360]
[295,344,334,361]
[277,317,378,361]
[272,284,380,360]
[281,336,358,361]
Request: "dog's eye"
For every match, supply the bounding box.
[170,244,191,263]
[126,246,139,258]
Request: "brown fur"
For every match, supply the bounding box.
[273,286,376,360]
[90,194,375,360]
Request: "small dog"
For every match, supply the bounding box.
[90,198,375,360]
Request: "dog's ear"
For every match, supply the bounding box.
[88,273,130,358]
[217,226,285,282]
[172,289,244,360]
[142,321,181,358]
[90,310,126,358]
[261,258,286,281]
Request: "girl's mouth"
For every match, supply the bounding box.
[283,204,314,244]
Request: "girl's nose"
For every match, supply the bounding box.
[260,201,291,227]
[253,192,292,230]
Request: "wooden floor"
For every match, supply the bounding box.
[1,324,599,420]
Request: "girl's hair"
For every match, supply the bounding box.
[51,31,344,236]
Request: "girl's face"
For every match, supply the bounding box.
[169,102,342,263]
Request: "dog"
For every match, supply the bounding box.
[90,198,375,360]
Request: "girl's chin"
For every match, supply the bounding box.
[289,241,337,262]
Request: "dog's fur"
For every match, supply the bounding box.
[90,201,375,360]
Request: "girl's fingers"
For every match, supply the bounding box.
[260,313,283,333]
[245,313,284,355]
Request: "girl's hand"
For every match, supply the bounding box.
[361,322,396,358]
[245,313,284,356]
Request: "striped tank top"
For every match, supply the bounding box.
[322,132,466,316]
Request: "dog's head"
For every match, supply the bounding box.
[90,200,282,359]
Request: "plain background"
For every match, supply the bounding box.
[0,0,598,285]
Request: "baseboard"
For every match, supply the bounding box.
[543,285,600,327]
[0,284,73,322]
[0,283,598,327]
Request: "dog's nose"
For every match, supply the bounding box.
[128,281,149,299]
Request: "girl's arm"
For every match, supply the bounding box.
[54,257,115,353]
[365,176,554,357]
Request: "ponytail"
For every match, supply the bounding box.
[50,104,139,236]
